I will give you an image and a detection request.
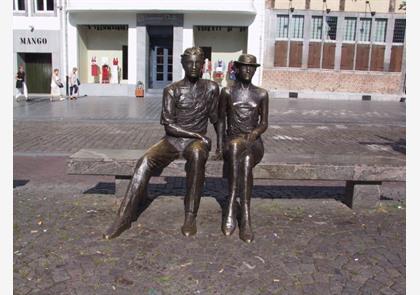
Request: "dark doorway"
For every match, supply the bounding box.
[148,26,173,89]
[18,53,52,93]
[122,45,128,80]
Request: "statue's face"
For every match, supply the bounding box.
[236,64,257,83]
[182,55,204,79]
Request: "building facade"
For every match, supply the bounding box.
[13,0,406,99]
[263,0,406,100]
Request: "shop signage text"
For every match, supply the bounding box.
[20,37,48,45]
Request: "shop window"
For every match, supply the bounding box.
[373,19,387,43]
[14,0,26,11]
[359,18,372,43]
[343,17,357,42]
[393,19,406,43]
[35,0,54,12]
[276,15,304,39]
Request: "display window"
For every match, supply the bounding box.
[78,25,128,84]
[194,26,248,87]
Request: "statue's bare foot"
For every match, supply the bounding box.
[239,221,254,243]
[181,213,197,236]
[103,219,131,240]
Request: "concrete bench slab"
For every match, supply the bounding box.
[67,149,405,210]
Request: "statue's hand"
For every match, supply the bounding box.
[246,131,258,142]
[198,135,212,150]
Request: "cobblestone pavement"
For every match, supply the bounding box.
[13,96,406,294]
[14,182,405,295]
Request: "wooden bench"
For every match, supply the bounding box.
[67,149,405,210]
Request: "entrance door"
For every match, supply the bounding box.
[148,26,173,89]
[18,53,52,93]
[150,46,172,88]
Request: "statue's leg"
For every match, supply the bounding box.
[239,139,264,243]
[103,139,179,239]
[239,153,255,243]
[181,140,209,236]
[222,138,247,236]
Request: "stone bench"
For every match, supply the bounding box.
[67,149,405,210]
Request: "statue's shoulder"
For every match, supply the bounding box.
[221,86,232,96]
[252,85,269,99]
[163,80,182,96]
[202,79,219,92]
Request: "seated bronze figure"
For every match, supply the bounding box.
[215,54,269,243]
[104,47,219,239]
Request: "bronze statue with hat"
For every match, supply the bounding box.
[104,47,220,239]
[215,53,269,243]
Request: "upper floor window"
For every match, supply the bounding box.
[359,18,372,42]
[13,0,26,11]
[311,16,323,40]
[277,15,304,39]
[393,19,406,43]
[35,0,54,12]
[343,17,357,42]
[325,16,337,41]
[277,15,289,39]
[310,16,337,41]
[373,19,387,43]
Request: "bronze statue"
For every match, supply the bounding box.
[215,54,269,243]
[104,47,219,239]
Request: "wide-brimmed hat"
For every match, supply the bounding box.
[234,54,260,67]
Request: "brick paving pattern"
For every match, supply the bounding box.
[13,96,406,294]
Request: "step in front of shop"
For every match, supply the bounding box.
[79,84,136,97]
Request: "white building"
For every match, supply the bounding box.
[13,0,266,96]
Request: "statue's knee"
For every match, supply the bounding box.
[227,139,245,155]
[193,147,208,161]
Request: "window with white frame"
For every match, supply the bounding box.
[277,15,304,39]
[277,15,289,39]
[343,17,357,41]
[325,17,337,41]
[35,0,54,12]
[13,0,26,11]
[393,19,406,43]
[373,19,387,43]
[311,16,323,40]
[290,15,304,39]
[359,18,372,42]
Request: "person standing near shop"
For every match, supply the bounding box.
[69,67,80,100]
[50,68,65,101]
[15,65,29,101]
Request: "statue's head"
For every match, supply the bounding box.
[234,54,260,83]
[181,47,205,79]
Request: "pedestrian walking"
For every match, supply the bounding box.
[69,67,80,100]
[15,65,29,101]
[50,68,65,101]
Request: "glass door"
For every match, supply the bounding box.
[151,46,172,88]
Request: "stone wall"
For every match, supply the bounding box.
[262,68,403,94]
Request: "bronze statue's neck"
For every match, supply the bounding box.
[237,79,252,90]
[184,76,199,86]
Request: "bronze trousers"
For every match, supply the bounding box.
[116,136,209,224]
